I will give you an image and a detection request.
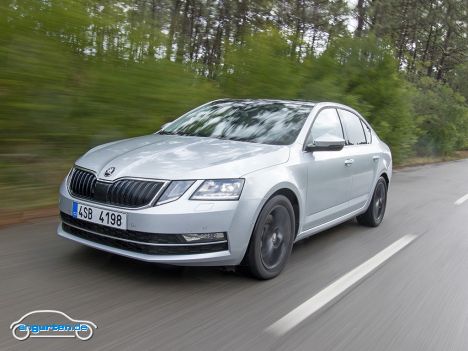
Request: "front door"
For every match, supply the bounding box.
[302,108,353,230]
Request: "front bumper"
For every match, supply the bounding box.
[57,180,260,266]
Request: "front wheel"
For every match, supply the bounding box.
[357,177,388,227]
[244,195,295,280]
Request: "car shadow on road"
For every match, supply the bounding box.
[62,218,376,284]
[64,243,246,285]
[287,218,381,269]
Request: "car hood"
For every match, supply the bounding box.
[75,134,290,180]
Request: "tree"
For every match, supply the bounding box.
[300,36,417,162]
[221,30,300,99]
[412,77,468,155]
[353,0,468,81]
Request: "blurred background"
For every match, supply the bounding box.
[0,0,467,217]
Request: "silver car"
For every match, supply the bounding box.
[58,99,392,279]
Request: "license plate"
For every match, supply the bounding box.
[72,202,127,230]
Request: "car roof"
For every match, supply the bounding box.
[212,99,365,118]
[213,98,317,107]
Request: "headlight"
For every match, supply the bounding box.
[190,179,244,200]
[156,180,195,205]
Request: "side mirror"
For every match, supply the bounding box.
[305,135,345,152]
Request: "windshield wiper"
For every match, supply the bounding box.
[157,130,175,135]
[158,130,194,136]
[217,136,256,144]
[159,130,190,135]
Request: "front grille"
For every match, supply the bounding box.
[106,179,163,207]
[68,168,164,208]
[69,168,97,200]
[61,222,229,255]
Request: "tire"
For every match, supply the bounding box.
[244,195,295,280]
[357,177,388,227]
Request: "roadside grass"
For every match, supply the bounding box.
[394,150,468,169]
[0,155,73,226]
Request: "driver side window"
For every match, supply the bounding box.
[306,108,344,145]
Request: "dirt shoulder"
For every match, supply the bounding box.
[0,206,58,229]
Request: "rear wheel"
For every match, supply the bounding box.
[357,177,387,227]
[244,195,295,280]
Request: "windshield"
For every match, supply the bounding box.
[160,100,313,145]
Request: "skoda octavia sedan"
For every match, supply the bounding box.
[58,99,392,279]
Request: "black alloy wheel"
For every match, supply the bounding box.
[357,176,388,227]
[244,195,295,279]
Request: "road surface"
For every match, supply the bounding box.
[1,159,468,351]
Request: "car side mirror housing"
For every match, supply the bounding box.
[305,135,345,152]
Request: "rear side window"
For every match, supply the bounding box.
[361,120,372,143]
[338,109,367,145]
[307,108,344,144]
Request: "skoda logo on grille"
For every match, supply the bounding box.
[104,167,115,177]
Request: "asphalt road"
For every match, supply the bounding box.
[1,159,468,351]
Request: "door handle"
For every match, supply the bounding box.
[372,155,380,162]
[344,159,354,166]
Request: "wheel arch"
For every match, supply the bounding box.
[263,187,301,238]
[380,172,390,188]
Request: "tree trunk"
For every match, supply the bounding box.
[355,0,366,37]
[166,0,182,61]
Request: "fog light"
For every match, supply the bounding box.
[181,232,226,243]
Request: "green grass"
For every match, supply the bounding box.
[0,156,73,212]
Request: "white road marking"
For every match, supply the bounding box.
[266,234,418,336]
[454,193,468,206]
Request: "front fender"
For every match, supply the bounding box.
[241,163,307,237]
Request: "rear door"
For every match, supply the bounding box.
[338,109,376,212]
